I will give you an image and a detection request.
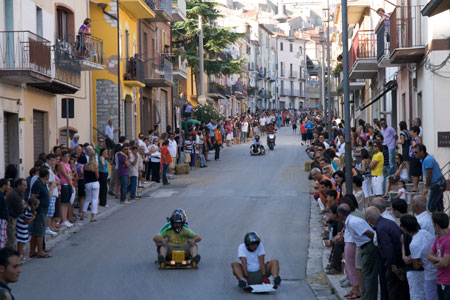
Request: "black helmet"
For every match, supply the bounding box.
[244,232,261,251]
[170,210,186,233]
[173,208,187,222]
[255,135,260,141]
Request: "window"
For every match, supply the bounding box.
[290,64,293,77]
[290,43,293,52]
[125,30,129,60]
[281,80,284,93]
[280,42,283,51]
[280,62,284,76]
[155,29,159,52]
[143,32,148,58]
[56,6,74,40]
[36,7,43,36]
[290,81,294,95]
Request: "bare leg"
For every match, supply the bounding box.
[267,259,280,277]
[189,244,198,257]
[60,204,68,223]
[17,242,24,257]
[159,244,168,257]
[78,196,85,215]
[231,262,245,280]
[36,237,45,256]
[68,203,75,222]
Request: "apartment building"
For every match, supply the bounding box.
[332,0,450,165]
[275,32,307,110]
[0,0,102,176]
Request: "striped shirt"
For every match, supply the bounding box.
[16,206,33,243]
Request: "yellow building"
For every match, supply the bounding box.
[89,0,155,141]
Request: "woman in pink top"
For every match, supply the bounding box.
[57,151,74,228]
[428,212,450,299]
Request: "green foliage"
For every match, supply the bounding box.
[333,63,343,78]
[172,0,246,76]
[192,103,224,123]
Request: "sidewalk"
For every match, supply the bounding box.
[23,180,159,262]
[306,196,339,300]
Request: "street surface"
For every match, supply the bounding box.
[13,128,316,300]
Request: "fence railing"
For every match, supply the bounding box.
[141,55,173,83]
[348,30,376,70]
[54,48,81,87]
[0,31,51,76]
[172,0,186,20]
[156,0,172,16]
[389,5,424,53]
[376,25,388,62]
[55,34,104,65]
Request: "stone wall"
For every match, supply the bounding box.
[96,79,121,142]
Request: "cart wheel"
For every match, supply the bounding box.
[192,261,197,269]
[159,262,165,269]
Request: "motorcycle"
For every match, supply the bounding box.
[267,132,276,150]
[250,144,265,156]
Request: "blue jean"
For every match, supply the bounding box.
[388,147,396,175]
[190,154,196,168]
[128,176,137,199]
[162,164,169,184]
[425,279,438,300]
[428,182,447,212]
[120,175,128,202]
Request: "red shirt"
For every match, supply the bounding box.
[161,146,172,165]
[301,124,307,134]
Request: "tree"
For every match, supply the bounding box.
[193,103,223,123]
[172,0,246,95]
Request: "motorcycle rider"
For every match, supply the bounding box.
[153,209,201,264]
[266,122,276,146]
[231,232,281,290]
[251,135,265,155]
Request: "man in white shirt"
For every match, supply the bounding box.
[105,119,118,149]
[338,204,378,300]
[412,195,435,236]
[168,133,178,178]
[241,119,249,143]
[400,214,437,300]
[373,198,396,223]
[259,117,266,136]
[231,232,281,290]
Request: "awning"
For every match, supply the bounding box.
[422,0,450,16]
[357,80,397,111]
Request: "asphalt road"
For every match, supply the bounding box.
[13,127,316,300]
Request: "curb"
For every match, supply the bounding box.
[306,196,339,300]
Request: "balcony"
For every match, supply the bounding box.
[389,6,426,64]
[348,30,378,80]
[0,31,52,84]
[376,24,391,67]
[142,56,173,87]
[153,0,173,22]
[208,82,227,100]
[232,83,248,99]
[120,0,156,19]
[55,34,104,71]
[289,71,298,79]
[123,57,145,87]
[173,56,187,80]
[172,0,186,22]
[28,48,81,94]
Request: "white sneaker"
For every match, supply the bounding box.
[61,221,73,228]
[45,228,57,236]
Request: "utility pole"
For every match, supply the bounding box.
[117,0,121,136]
[326,0,332,138]
[198,15,205,97]
[341,0,352,194]
[320,31,326,125]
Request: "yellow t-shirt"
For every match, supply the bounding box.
[371,152,384,176]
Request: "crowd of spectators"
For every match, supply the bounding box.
[305,109,449,300]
